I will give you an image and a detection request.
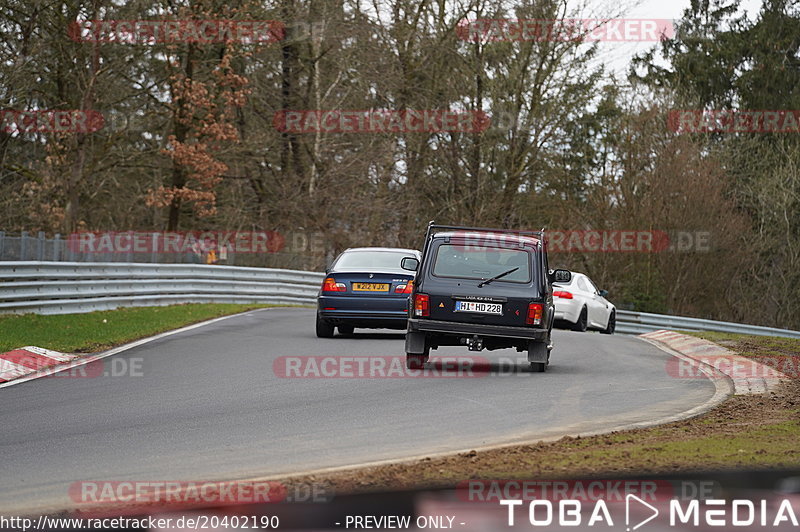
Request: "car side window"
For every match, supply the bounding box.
[541,247,548,287]
[586,277,600,294]
[577,277,590,292]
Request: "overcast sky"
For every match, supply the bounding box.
[589,0,763,76]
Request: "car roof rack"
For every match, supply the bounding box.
[425,222,545,238]
[419,221,545,260]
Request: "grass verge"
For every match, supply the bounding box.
[281,332,800,495]
[0,304,293,353]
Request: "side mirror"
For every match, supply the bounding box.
[550,269,571,283]
[401,257,419,271]
[599,289,609,298]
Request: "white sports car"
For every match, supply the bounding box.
[553,272,615,333]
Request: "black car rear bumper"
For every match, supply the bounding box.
[407,318,549,341]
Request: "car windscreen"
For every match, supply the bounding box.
[431,243,532,283]
[333,250,414,271]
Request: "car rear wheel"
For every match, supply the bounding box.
[406,354,429,369]
[572,307,588,332]
[338,325,355,336]
[315,313,335,338]
[527,340,549,373]
[530,362,547,372]
[406,336,430,369]
[601,310,616,335]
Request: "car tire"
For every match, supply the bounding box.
[601,310,616,335]
[406,354,429,369]
[338,325,355,336]
[406,335,430,369]
[530,362,547,373]
[572,307,588,332]
[315,313,335,338]
[527,340,549,373]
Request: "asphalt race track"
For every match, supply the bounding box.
[0,308,716,515]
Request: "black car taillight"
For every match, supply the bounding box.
[414,293,430,317]
[526,303,543,325]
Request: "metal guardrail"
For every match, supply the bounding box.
[615,310,800,339]
[0,262,324,314]
[2,262,799,339]
[0,231,326,270]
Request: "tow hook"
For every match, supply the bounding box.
[466,335,484,351]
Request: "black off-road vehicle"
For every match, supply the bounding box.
[400,223,571,372]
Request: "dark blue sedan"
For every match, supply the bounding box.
[316,247,421,337]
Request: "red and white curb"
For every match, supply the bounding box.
[0,346,78,383]
[640,329,788,394]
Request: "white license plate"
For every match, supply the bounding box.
[455,301,503,315]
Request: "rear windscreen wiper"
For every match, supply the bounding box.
[477,267,519,287]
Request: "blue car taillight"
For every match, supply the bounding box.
[322,277,347,292]
[395,280,414,294]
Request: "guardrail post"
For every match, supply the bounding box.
[0,231,5,261]
[151,232,158,263]
[20,231,28,260]
[53,233,61,261]
[67,234,75,262]
[36,231,45,261]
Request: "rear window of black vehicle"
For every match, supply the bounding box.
[431,243,532,283]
